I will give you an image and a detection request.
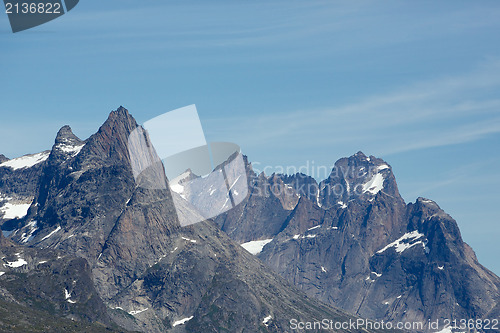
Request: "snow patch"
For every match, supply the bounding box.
[20,221,38,243]
[4,258,27,268]
[316,188,322,207]
[262,315,272,326]
[0,272,5,276]
[181,236,197,243]
[240,239,273,255]
[321,266,327,273]
[64,289,76,304]
[0,152,49,170]
[173,316,194,327]
[38,260,48,264]
[170,183,184,194]
[0,202,31,220]
[307,225,321,231]
[438,265,444,270]
[376,164,389,171]
[129,308,148,315]
[337,201,347,209]
[376,230,426,254]
[56,143,84,157]
[362,173,385,195]
[41,226,61,241]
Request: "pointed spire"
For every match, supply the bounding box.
[55,125,83,146]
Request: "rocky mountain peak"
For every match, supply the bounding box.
[47,125,86,162]
[77,107,140,165]
[54,125,82,146]
[0,154,9,163]
[318,152,402,209]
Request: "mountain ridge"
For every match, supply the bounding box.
[0,107,400,333]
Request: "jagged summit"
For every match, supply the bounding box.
[54,125,82,145]
[77,106,140,164]
[0,154,9,163]
[2,107,383,333]
[48,125,85,161]
[317,152,401,209]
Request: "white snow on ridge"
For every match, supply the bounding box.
[57,143,84,157]
[377,230,426,254]
[0,202,31,220]
[362,173,385,195]
[41,226,61,241]
[240,239,273,255]
[262,315,272,326]
[0,152,49,170]
[434,327,452,333]
[307,225,321,231]
[376,164,389,171]
[173,316,194,327]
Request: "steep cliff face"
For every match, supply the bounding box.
[213,152,500,332]
[0,108,396,333]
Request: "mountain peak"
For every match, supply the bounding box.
[55,125,82,146]
[109,105,131,120]
[353,151,368,158]
[80,106,139,164]
[0,154,9,163]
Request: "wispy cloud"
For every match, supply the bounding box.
[205,59,500,157]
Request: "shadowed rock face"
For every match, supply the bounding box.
[212,152,500,332]
[0,108,398,333]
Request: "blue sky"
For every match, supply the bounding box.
[1,1,499,274]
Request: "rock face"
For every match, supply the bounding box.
[213,152,500,332]
[0,108,396,333]
[0,232,128,332]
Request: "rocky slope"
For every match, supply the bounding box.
[0,107,397,333]
[0,232,130,332]
[213,152,500,332]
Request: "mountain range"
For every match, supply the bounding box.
[0,107,498,332]
[1,108,400,333]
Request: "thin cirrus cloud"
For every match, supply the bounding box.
[205,59,500,158]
